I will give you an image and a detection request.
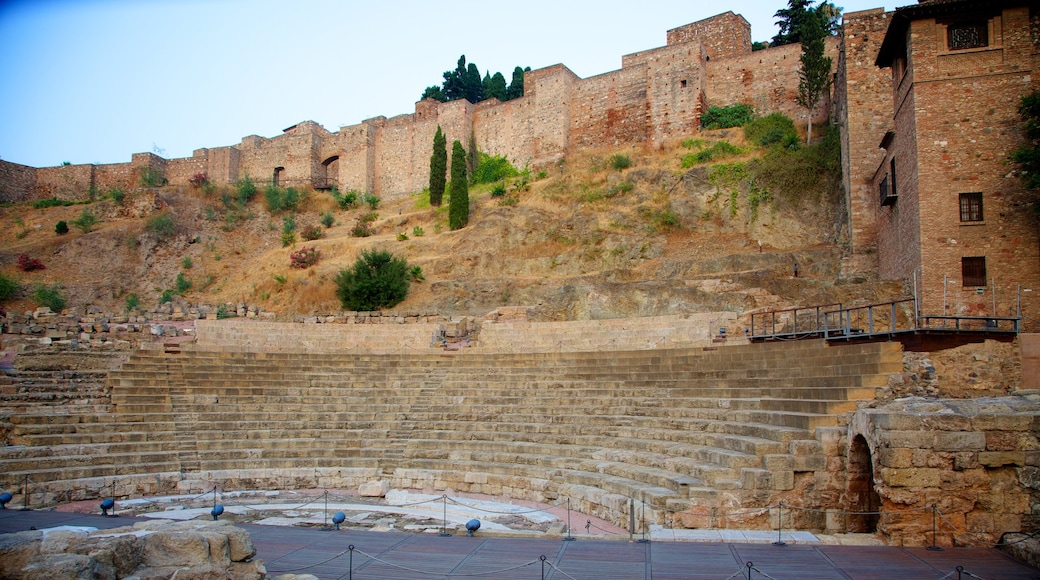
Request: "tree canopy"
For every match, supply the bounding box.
[421,56,529,104]
[1012,92,1040,192]
[449,140,469,230]
[795,7,833,143]
[772,0,840,47]
[429,126,447,207]
[334,250,411,311]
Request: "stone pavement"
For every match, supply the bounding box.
[2,508,1038,579]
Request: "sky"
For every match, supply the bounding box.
[0,0,900,168]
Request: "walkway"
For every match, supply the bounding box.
[1,509,1038,579]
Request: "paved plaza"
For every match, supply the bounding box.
[2,508,1038,579]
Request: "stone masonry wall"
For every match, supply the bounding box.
[0,12,826,202]
[666,11,751,60]
[851,395,1040,546]
[835,9,892,258]
[0,160,37,203]
[875,6,1040,320]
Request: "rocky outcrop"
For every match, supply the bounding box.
[0,519,263,580]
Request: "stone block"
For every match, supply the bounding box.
[978,451,1025,467]
[358,480,389,497]
[974,414,1033,431]
[879,467,941,488]
[763,454,793,471]
[464,472,488,485]
[879,448,914,468]
[792,454,827,472]
[790,440,823,456]
[879,430,934,449]
[771,470,795,491]
[934,431,986,452]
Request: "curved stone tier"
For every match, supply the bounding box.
[0,321,900,530]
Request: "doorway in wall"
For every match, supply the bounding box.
[847,434,881,532]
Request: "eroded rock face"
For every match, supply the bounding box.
[0,520,262,580]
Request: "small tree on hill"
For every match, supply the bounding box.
[795,10,833,144]
[334,249,410,311]
[449,140,469,230]
[429,126,447,206]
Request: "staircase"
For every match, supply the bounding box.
[0,333,900,527]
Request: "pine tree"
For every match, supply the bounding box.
[464,63,483,103]
[429,126,447,206]
[486,72,507,101]
[421,85,446,102]
[505,66,527,100]
[449,140,469,230]
[443,55,468,101]
[795,10,833,144]
[772,0,840,46]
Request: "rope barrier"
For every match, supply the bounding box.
[543,557,581,580]
[352,546,540,577]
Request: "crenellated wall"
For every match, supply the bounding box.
[0,12,831,202]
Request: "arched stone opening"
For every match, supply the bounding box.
[847,434,880,532]
[320,156,340,190]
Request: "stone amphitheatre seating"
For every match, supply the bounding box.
[0,317,901,529]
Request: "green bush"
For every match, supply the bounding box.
[748,125,840,206]
[412,226,425,237]
[72,209,97,233]
[145,212,177,239]
[32,284,66,312]
[320,212,335,228]
[334,189,359,210]
[744,113,799,148]
[0,273,20,301]
[174,272,192,294]
[264,185,302,213]
[137,166,166,187]
[701,103,755,130]
[608,154,632,171]
[334,249,410,311]
[301,224,323,241]
[32,197,75,209]
[55,220,69,235]
[108,187,127,205]
[682,141,743,167]
[125,293,140,311]
[472,153,520,185]
[234,175,257,205]
[490,182,507,197]
[363,194,380,210]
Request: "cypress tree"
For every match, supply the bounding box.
[449,140,469,230]
[443,55,468,101]
[429,126,447,206]
[464,63,483,103]
[505,66,527,100]
[486,72,507,101]
[795,11,833,144]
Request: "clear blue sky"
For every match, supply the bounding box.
[0,0,898,168]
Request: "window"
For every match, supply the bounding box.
[962,257,987,287]
[680,79,687,89]
[889,159,897,198]
[959,192,983,222]
[947,21,988,51]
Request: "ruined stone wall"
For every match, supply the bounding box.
[706,39,837,127]
[666,11,751,60]
[877,6,1040,320]
[569,65,651,149]
[836,9,892,259]
[851,396,1040,546]
[35,164,94,200]
[165,149,209,185]
[0,160,37,203]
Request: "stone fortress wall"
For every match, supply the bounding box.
[0,12,835,204]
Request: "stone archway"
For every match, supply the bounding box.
[847,434,881,532]
[320,156,340,190]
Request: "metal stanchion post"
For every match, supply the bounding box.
[540,555,547,580]
[773,503,786,546]
[927,504,943,551]
[21,476,29,511]
[348,545,354,580]
[439,495,451,537]
[563,498,575,541]
[637,498,649,543]
[746,561,754,580]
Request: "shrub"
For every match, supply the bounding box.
[0,273,19,301]
[334,189,359,210]
[32,284,66,312]
[301,224,324,241]
[174,272,192,294]
[412,226,425,237]
[320,212,335,228]
[281,214,297,247]
[181,257,193,269]
[138,166,166,187]
[491,182,507,197]
[363,193,380,210]
[234,175,257,205]
[72,209,97,233]
[334,249,410,311]
[264,185,302,213]
[17,254,45,272]
[748,125,841,206]
[188,172,209,188]
[472,153,519,185]
[350,217,373,238]
[701,103,755,129]
[145,212,177,239]
[682,141,743,167]
[609,154,632,171]
[55,220,69,235]
[744,113,799,148]
[108,187,127,205]
[33,197,72,209]
[289,246,321,269]
[409,265,425,282]
[397,232,408,241]
[125,293,140,311]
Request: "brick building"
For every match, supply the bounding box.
[868,0,1039,325]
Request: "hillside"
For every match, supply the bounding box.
[0,129,902,325]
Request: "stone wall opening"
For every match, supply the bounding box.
[847,434,880,532]
[320,156,339,190]
[273,166,284,187]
